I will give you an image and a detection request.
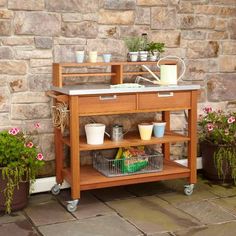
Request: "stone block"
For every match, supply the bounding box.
[179,15,215,29]
[186,41,219,58]
[98,25,120,39]
[137,0,168,5]
[120,25,150,37]
[30,67,52,74]
[35,37,53,49]
[219,55,236,72]
[229,19,236,39]
[181,30,206,40]
[0,9,13,19]
[221,41,236,55]
[11,103,51,119]
[62,13,83,22]
[210,0,236,3]
[215,18,227,31]
[40,134,55,161]
[151,7,177,29]
[62,21,98,38]
[151,31,180,47]
[0,61,27,75]
[47,0,99,13]
[98,10,135,25]
[195,5,236,16]
[28,74,52,91]
[0,113,10,126]
[103,0,136,10]
[0,47,13,59]
[14,47,52,60]
[8,0,45,10]
[0,87,10,112]
[177,1,193,13]
[0,75,28,92]
[135,7,150,25]
[0,0,6,6]
[207,31,228,40]
[30,59,53,67]
[12,92,50,104]
[14,12,61,36]
[54,37,86,45]
[1,37,34,46]
[207,74,236,102]
[0,20,11,35]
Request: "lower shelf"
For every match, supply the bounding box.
[62,160,190,191]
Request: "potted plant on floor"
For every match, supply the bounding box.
[198,107,236,183]
[124,36,142,62]
[0,123,44,214]
[146,42,165,61]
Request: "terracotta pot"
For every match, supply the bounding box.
[200,142,232,182]
[0,173,29,213]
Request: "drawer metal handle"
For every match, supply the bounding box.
[157,92,173,97]
[99,95,117,101]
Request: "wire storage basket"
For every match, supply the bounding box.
[93,150,163,177]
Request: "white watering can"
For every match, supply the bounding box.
[141,56,186,86]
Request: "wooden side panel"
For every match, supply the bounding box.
[111,64,123,84]
[53,63,63,87]
[188,90,198,184]
[162,111,170,161]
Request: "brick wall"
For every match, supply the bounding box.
[0,0,236,174]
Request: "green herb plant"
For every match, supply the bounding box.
[146,42,165,55]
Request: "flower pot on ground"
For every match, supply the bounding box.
[0,124,44,214]
[198,107,236,183]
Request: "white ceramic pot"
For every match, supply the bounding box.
[139,51,148,61]
[128,52,139,62]
[85,123,105,145]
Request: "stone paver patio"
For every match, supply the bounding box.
[1,173,236,236]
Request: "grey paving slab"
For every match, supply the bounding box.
[207,183,236,198]
[124,181,174,197]
[0,220,39,236]
[57,190,114,219]
[24,199,75,226]
[28,192,56,205]
[175,199,236,224]
[38,214,143,236]
[148,233,172,236]
[91,186,135,201]
[0,211,26,224]
[174,221,236,236]
[211,196,236,216]
[107,196,200,235]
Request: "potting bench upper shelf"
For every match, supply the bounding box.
[51,61,200,212]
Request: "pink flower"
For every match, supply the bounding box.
[203,107,212,114]
[8,128,20,135]
[26,142,34,148]
[34,123,40,129]
[207,123,214,131]
[37,153,44,161]
[227,116,235,124]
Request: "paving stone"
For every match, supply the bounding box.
[211,196,236,216]
[107,196,199,234]
[24,199,75,226]
[174,221,236,236]
[38,214,142,236]
[57,190,114,220]
[0,220,39,236]
[0,211,26,224]
[91,186,135,201]
[175,199,236,224]
[149,233,172,236]
[206,183,236,198]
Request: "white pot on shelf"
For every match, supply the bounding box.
[148,51,160,61]
[128,52,139,62]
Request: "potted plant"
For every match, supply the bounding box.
[146,42,165,61]
[0,123,44,214]
[198,107,236,183]
[139,33,149,62]
[124,36,142,62]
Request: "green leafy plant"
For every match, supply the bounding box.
[124,36,142,52]
[146,42,165,55]
[0,123,44,213]
[198,107,236,182]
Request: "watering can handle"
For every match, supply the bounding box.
[157,55,186,81]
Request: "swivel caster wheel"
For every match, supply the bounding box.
[51,184,61,195]
[67,199,79,213]
[184,184,194,196]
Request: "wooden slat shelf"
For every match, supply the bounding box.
[62,72,116,77]
[62,160,190,191]
[62,132,189,150]
[123,71,159,76]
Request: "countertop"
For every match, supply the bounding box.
[51,84,200,95]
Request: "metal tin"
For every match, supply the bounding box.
[112,124,123,141]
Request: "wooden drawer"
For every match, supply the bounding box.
[138,91,191,110]
[78,94,136,114]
